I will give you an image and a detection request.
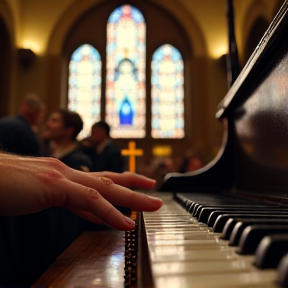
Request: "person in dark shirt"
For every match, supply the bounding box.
[82,120,124,172]
[42,108,94,171]
[0,93,44,156]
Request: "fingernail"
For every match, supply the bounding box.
[122,216,135,227]
[147,195,163,204]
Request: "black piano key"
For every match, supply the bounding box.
[190,202,201,213]
[189,203,199,213]
[186,201,195,212]
[237,225,288,255]
[174,194,190,207]
[176,193,253,211]
[193,204,272,218]
[197,206,283,223]
[221,218,288,239]
[197,209,255,223]
[277,252,288,287]
[254,234,288,269]
[207,210,288,227]
[185,200,193,211]
[229,216,288,246]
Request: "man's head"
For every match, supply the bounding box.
[89,121,110,146]
[19,93,45,126]
[43,109,83,142]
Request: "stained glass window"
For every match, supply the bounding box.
[68,44,101,138]
[151,44,184,138]
[106,5,146,138]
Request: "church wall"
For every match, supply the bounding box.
[0,0,17,115]
[0,0,283,169]
[16,56,47,106]
[0,17,12,117]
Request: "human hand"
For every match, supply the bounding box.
[0,154,162,231]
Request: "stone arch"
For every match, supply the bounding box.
[0,2,14,116]
[47,0,206,57]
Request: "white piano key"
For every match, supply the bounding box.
[150,248,244,262]
[152,258,258,276]
[154,271,277,288]
[142,195,280,288]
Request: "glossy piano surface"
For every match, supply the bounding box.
[33,230,126,288]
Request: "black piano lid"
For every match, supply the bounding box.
[160,1,288,201]
[216,0,288,118]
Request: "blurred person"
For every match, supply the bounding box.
[141,157,177,189]
[42,108,93,172]
[0,93,44,156]
[179,152,205,173]
[82,120,124,172]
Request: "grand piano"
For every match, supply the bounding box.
[34,1,288,287]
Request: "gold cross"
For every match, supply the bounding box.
[121,141,143,173]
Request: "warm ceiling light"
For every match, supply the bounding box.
[22,41,40,54]
[211,45,228,59]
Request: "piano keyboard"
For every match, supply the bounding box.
[133,193,288,288]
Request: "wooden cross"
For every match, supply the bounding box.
[121,141,143,173]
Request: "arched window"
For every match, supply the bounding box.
[68,44,102,138]
[66,4,187,141]
[106,5,146,138]
[151,44,184,138]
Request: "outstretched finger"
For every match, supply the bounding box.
[62,172,162,212]
[48,178,136,231]
[94,171,156,189]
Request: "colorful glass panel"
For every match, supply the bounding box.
[106,5,146,138]
[68,44,101,138]
[151,44,184,138]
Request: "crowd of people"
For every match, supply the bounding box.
[141,150,206,188]
[0,93,124,173]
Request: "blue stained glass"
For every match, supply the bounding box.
[131,7,145,23]
[171,48,182,61]
[108,7,122,23]
[106,5,146,138]
[68,44,102,138]
[151,44,185,139]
